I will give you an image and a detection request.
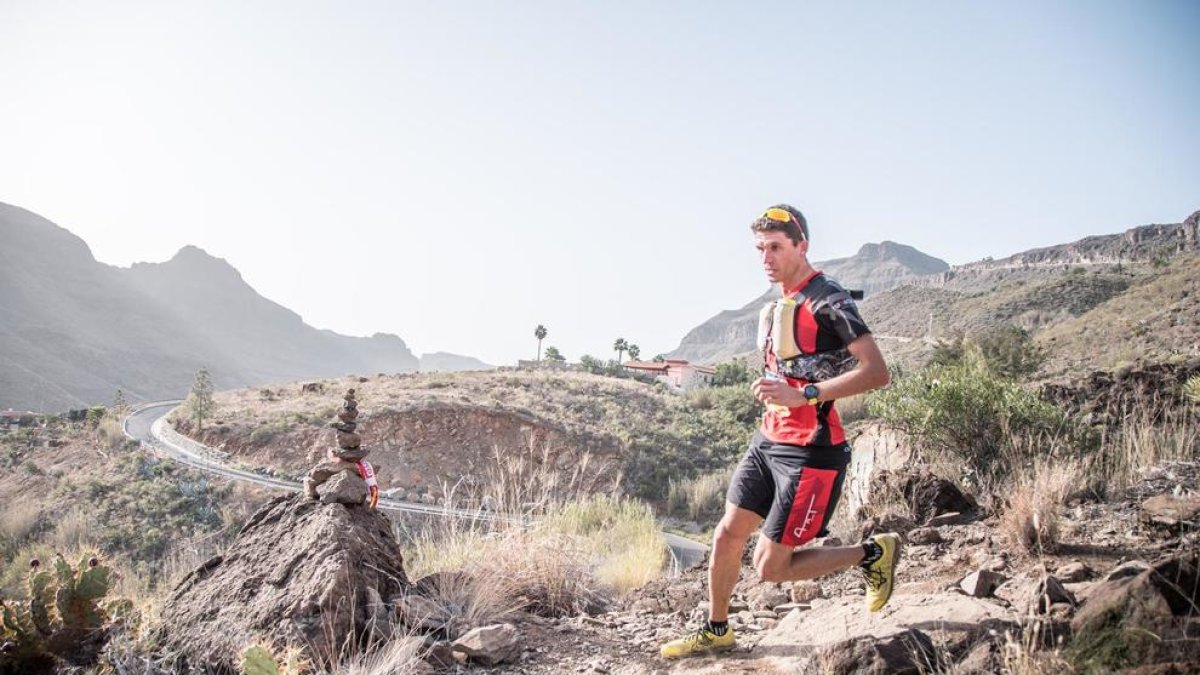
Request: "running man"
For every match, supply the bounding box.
[661,204,900,659]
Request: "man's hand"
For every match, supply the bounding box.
[752,377,806,408]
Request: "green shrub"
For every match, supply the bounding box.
[711,359,756,387]
[619,385,761,500]
[867,347,1073,479]
[930,325,1044,378]
[976,325,1045,378]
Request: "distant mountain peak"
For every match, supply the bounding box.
[668,240,949,363]
[841,241,950,273]
[166,245,241,275]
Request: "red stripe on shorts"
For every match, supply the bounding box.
[780,467,838,547]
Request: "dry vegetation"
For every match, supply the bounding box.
[399,445,667,624]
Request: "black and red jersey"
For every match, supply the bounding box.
[762,271,872,447]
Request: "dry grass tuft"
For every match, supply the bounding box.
[44,508,100,553]
[667,467,732,521]
[1000,623,1075,675]
[334,633,426,675]
[0,501,43,545]
[400,443,665,621]
[1094,402,1198,489]
[836,393,871,424]
[1000,456,1083,554]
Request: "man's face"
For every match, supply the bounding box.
[755,230,808,284]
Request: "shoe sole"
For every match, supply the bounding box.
[662,643,736,659]
[872,535,903,612]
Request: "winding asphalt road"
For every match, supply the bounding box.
[123,402,710,572]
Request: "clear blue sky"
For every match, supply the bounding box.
[2,1,1197,366]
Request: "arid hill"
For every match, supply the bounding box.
[669,241,950,365]
[671,211,1200,376]
[0,202,419,411]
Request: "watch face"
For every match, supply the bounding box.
[804,384,819,399]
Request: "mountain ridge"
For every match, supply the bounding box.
[667,211,1200,366]
[0,202,421,410]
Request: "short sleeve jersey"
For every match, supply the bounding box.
[761,271,871,447]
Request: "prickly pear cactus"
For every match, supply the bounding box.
[53,554,110,630]
[27,560,54,635]
[241,644,281,675]
[240,643,307,675]
[0,552,115,672]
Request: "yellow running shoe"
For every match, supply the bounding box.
[659,625,736,659]
[862,532,901,612]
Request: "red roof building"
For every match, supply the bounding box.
[623,359,716,391]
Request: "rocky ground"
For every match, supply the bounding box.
[448,461,1199,675]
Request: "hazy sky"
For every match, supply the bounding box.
[2,1,1198,366]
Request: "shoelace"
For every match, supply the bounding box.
[863,564,887,591]
[686,629,717,647]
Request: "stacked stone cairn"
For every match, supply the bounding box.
[303,388,376,506]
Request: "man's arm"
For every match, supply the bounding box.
[752,334,889,407]
[809,333,889,401]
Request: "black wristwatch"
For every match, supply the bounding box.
[803,384,820,406]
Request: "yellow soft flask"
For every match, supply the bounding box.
[771,297,802,360]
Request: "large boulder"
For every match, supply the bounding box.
[813,628,938,675]
[866,469,977,525]
[154,494,409,672]
[754,592,1015,672]
[1140,495,1200,538]
[1071,553,1200,671]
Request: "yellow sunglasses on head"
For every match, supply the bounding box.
[763,208,806,241]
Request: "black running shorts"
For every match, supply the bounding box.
[726,432,851,547]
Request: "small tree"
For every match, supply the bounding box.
[544,346,566,363]
[613,338,628,363]
[627,344,641,361]
[111,389,129,418]
[712,360,756,386]
[534,325,548,361]
[579,355,603,374]
[976,325,1045,379]
[185,367,216,432]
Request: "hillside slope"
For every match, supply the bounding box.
[672,211,1200,375]
[0,202,418,411]
[178,369,760,501]
[669,242,950,364]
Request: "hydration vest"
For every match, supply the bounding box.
[756,277,859,383]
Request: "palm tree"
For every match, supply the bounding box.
[534,324,548,361]
[613,337,628,363]
[627,344,641,361]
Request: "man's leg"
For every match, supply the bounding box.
[708,502,764,622]
[754,533,901,611]
[754,458,902,612]
[754,535,863,582]
[661,502,761,659]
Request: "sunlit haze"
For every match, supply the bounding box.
[2,1,1197,366]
